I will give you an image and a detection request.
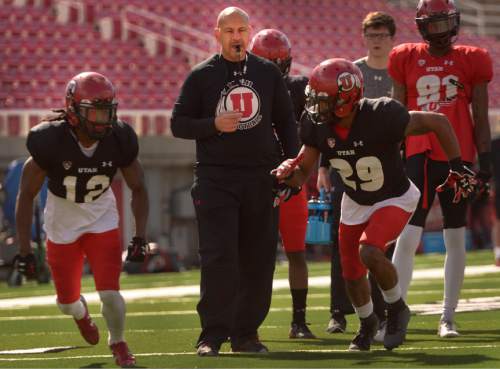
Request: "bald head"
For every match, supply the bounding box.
[214,6,251,62]
[216,7,249,28]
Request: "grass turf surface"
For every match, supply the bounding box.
[0,250,499,368]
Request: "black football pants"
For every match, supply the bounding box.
[191,171,279,347]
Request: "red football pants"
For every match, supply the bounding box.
[46,229,122,304]
[339,206,412,280]
[279,188,308,252]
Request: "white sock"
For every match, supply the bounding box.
[354,300,373,319]
[442,227,466,322]
[494,246,500,260]
[392,224,423,301]
[57,298,86,320]
[381,283,402,304]
[99,290,126,345]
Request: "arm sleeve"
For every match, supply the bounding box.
[387,46,406,85]
[170,70,218,139]
[273,69,300,158]
[119,123,139,167]
[26,130,50,170]
[471,48,493,84]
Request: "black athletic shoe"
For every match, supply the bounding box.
[348,313,379,351]
[326,314,347,333]
[289,322,316,339]
[196,341,219,357]
[231,336,268,353]
[384,301,411,350]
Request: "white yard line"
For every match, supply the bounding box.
[0,264,499,309]
[1,343,500,359]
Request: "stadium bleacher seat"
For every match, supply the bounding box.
[1,0,500,132]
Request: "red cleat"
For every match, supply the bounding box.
[74,295,99,345]
[110,341,136,368]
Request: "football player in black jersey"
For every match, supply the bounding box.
[272,58,475,351]
[249,28,315,340]
[15,72,149,367]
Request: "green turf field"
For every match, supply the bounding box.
[1,250,500,368]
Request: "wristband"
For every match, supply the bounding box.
[449,157,463,173]
[478,152,491,173]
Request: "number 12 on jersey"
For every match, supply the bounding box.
[63,175,110,202]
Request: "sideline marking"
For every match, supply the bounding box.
[1,265,498,309]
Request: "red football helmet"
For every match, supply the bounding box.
[249,29,292,76]
[65,71,117,140]
[305,58,363,124]
[416,0,460,47]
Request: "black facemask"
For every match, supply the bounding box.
[74,101,117,140]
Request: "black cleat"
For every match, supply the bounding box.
[326,314,347,333]
[384,301,410,350]
[348,313,379,351]
[231,336,268,353]
[196,342,219,357]
[289,322,316,339]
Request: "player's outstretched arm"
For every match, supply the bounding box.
[391,80,407,106]
[406,111,476,203]
[121,159,149,240]
[405,111,461,161]
[15,158,46,257]
[271,145,320,188]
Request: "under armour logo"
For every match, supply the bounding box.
[374,76,382,81]
[102,161,113,167]
[353,141,364,147]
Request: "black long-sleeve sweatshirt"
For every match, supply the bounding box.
[171,52,299,172]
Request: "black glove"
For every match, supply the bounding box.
[474,170,491,201]
[436,159,477,203]
[14,253,37,279]
[474,152,492,201]
[126,237,149,262]
[272,181,301,207]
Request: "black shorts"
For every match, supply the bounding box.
[406,154,469,228]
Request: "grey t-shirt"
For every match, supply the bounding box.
[354,57,393,98]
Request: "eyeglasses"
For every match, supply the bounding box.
[364,33,392,40]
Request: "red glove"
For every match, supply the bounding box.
[126,237,149,262]
[14,253,37,279]
[436,161,477,203]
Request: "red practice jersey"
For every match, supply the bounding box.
[388,43,492,162]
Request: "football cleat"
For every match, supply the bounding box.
[326,314,347,333]
[196,341,219,357]
[373,319,387,343]
[110,341,136,367]
[438,319,459,338]
[384,303,410,350]
[348,313,378,351]
[289,322,316,339]
[231,336,269,353]
[74,295,99,345]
